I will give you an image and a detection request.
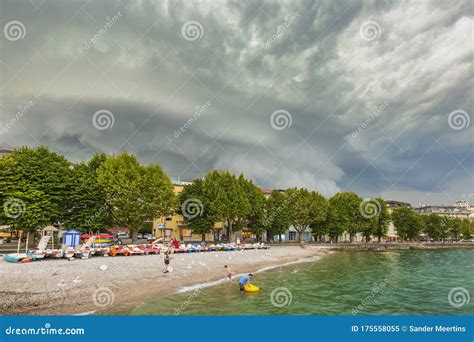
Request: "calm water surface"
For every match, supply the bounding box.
[132,249,474,315]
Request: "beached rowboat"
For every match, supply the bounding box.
[3,253,36,263]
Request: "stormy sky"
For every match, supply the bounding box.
[0,0,472,206]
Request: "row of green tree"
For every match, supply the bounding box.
[392,208,472,242]
[0,147,175,241]
[179,172,473,243]
[0,146,472,243]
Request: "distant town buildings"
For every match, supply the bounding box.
[386,200,412,210]
[454,200,471,210]
[414,204,472,220]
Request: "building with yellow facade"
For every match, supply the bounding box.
[152,181,224,242]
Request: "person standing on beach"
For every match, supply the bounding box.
[224,265,233,280]
[239,273,253,291]
[163,250,171,273]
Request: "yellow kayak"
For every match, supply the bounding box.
[244,283,260,292]
[92,239,112,243]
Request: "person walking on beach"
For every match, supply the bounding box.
[239,273,253,291]
[224,265,233,280]
[163,250,172,273]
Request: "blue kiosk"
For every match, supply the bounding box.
[62,229,82,248]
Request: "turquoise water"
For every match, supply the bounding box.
[132,249,474,315]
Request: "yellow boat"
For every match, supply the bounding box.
[93,238,112,243]
[244,283,260,292]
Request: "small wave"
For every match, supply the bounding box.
[176,255,321,294]
[253,255,320,274]
[75,310,97,316]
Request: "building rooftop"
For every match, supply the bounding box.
[414,205,470,213]
[172,180,193,186]
[386,200,412,208]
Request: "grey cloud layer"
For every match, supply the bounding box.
[0,0,472,204]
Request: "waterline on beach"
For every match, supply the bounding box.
[75,310,98,316]
[176,254,322,294]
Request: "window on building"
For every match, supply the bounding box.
[165,216,172,221]
[289,231,296,241]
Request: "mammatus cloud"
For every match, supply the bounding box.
[0,0,472,203]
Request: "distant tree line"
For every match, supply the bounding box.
[0,146,472,243]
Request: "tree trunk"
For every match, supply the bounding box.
[201,234,206,242]
[298,229,305,246]
[278,234,281,243]
[234,230,242,244]
[267,231,273,243]
[25,231,29,252]
[349,233,354,243]
[131,230,138,243]
[227,219,233,242]
[29,231,36,249]
[377,236,381,243]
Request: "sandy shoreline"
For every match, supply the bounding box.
[0,246,330,315]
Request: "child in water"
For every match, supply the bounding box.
[163,250,172,273]
[224,265,232,280]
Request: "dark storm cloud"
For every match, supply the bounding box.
[0,0,472,205]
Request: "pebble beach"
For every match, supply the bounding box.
[0,246,330,315]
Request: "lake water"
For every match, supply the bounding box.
[131,249,474,315]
